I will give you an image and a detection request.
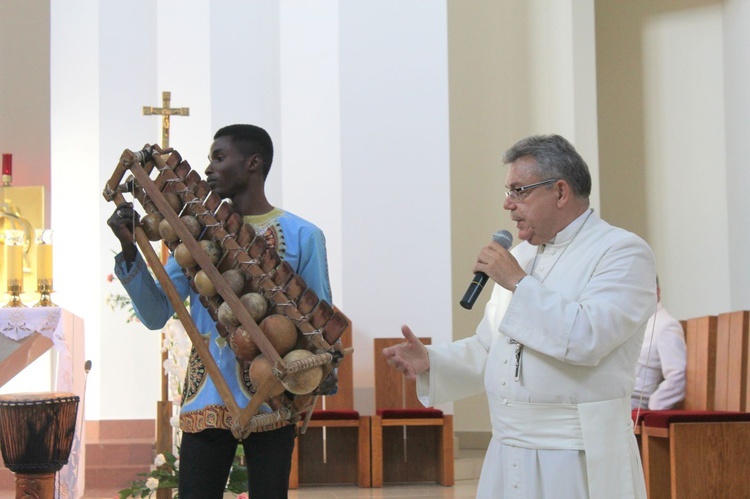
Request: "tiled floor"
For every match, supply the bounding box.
[7,450,485,498]
[81,480,480,499]
[76,450,487,498]
[287,481,480,498]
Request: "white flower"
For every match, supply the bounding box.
[145,477,159,490]
[162,359,181,377]
[174,459,180,470]
[161,318,190,399]
[154,454,166,466]
[170,415,180,428]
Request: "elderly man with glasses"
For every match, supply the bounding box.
[384,134,656,499]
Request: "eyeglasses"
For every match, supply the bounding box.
[505,178,559,202]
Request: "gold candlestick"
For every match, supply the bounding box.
[35,280,55,307]
[5,230,25,307]
[34,229,55,307]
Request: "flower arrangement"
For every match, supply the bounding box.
[160,318,191,400]
[118,448,249,498]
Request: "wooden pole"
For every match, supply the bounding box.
[142,92,189,499]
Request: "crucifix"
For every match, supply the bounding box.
[143,90,189,263]
[142,90,191,265]
[143,91,190,149]
[142,91,189,499]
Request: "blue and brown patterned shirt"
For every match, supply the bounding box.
[114,207,332,433]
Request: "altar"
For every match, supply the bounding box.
[0,307,86,498]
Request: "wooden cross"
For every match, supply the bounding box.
[143,91,189,149]
[142,92,189,497]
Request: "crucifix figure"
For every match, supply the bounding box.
[143,91,190,149]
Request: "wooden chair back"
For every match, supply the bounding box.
[370,337,453,487]
[641,310,750,498]
[714,310,749,411]
[683,315,717,410]
[290,313,370,489]
[313,323,353,411]
[373,337,431,410]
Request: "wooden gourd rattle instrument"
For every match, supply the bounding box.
[103,144,351,439]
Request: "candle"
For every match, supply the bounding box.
[33,229,55,306]
[37,243,53,282]
[2,154,11,176]
[6,243,23,286]
[1,154,10,186]
[35,229,54,285]
[5,230,24,289]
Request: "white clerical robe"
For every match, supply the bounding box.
[631,302,686,410]
[418,210,656,499]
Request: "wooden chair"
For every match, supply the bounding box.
[641,411,750,498]
[714,310,749,411]
[371,338,454,488]
[640,311,750,498]
[631,408,651,456]
[683,315,718,410]
[289,323,371,488]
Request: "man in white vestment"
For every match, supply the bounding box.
[383,134,656,498]
[631,278,686,410]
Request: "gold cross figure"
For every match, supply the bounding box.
[142,91,189,149]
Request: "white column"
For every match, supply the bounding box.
[154,0,213,168]
[338,1,452,414]
[642,6,730,318]
[723,0,750,310]
[527,0,600,209]
[50,0,107,419]
[278,1,343,304]
[209,1,283,201]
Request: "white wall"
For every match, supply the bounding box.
[0,0,50,219]
[278,1,343,308]
[446,0,600,433]
[595,0,747,321]
[337,1,452,414]
[642,6,730,319]
[527,0,600,206]
[209,1,282,202]
[45,0,452,420]
[723,0,750,312]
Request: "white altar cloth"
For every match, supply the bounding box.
[0,307,86,499]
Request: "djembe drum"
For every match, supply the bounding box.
[0,392,79,499]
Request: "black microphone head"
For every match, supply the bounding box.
[492,229,513,249]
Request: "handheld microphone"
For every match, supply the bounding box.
[459,230,513,310]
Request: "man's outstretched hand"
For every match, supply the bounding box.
[382,325,430,380]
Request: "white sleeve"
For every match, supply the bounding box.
[416,335,489,407]
[647,316,687,409]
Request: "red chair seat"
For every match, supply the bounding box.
[643,410,750,429]
[631,408,653,426]
[377,408,443,419]
[310,409,360,421]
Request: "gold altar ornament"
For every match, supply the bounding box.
[0,185,45,303]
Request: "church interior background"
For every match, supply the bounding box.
[0,0,748,497]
